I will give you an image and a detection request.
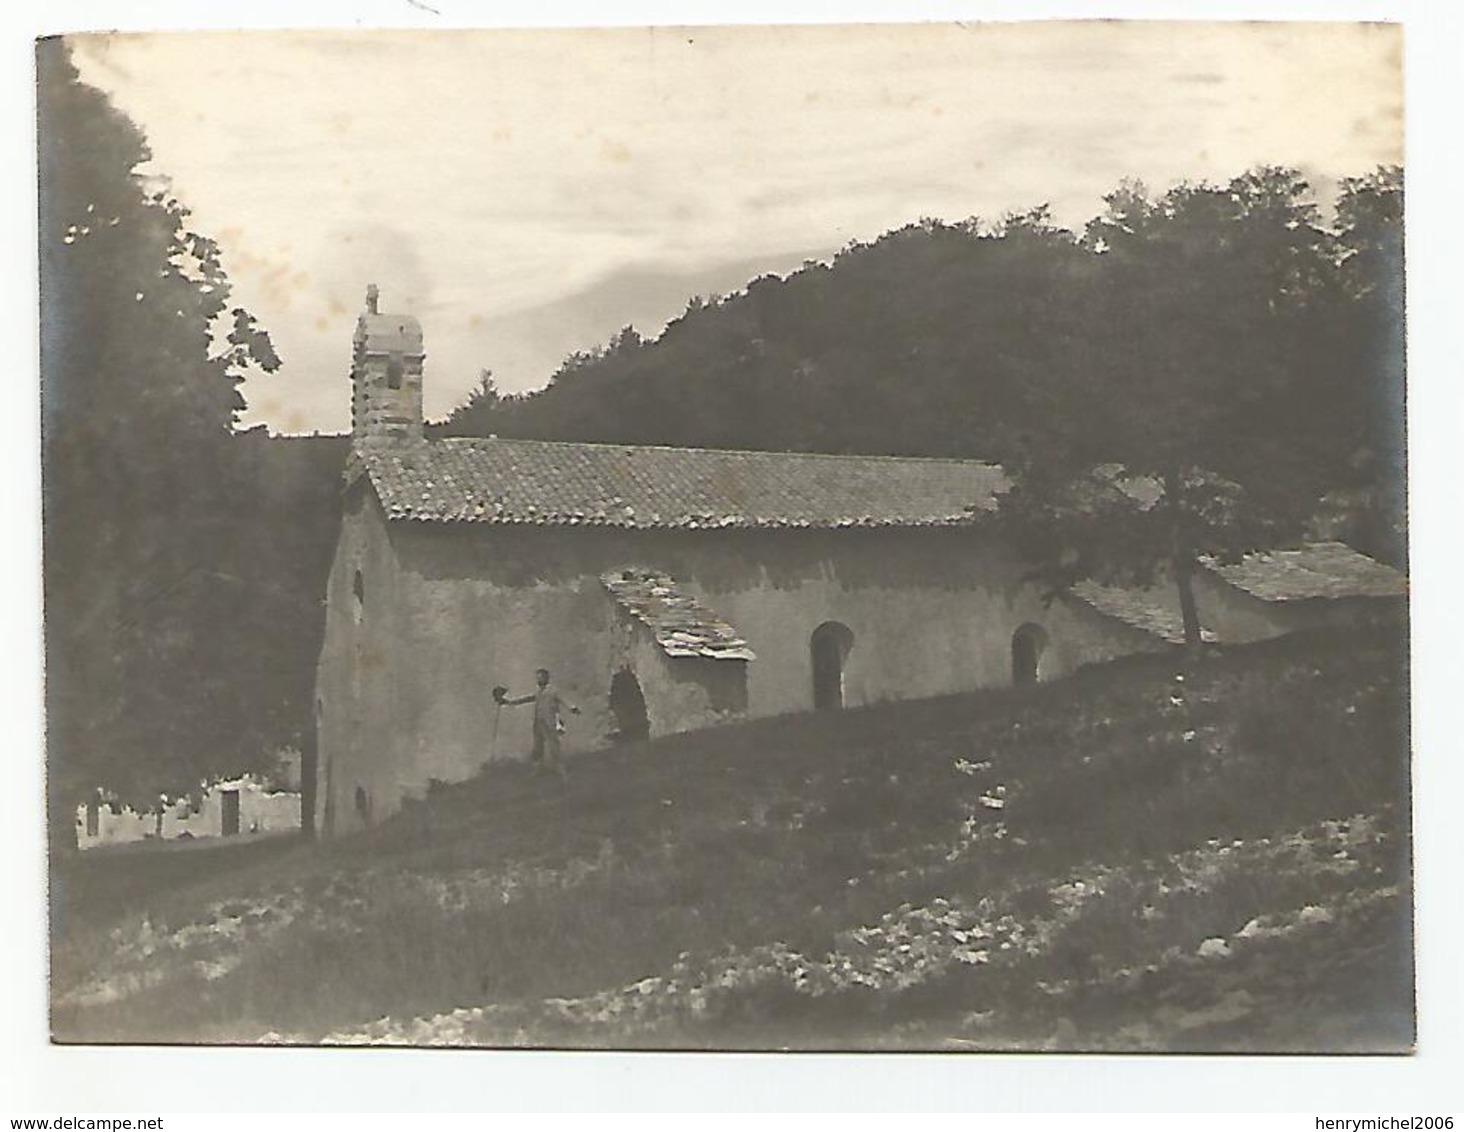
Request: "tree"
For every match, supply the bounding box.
[1000,169,1342,649]
[434,369,502,434]
[1315,166,1406,565]
[40,40,281,826]
[468,368,501,412]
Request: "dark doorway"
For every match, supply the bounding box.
[221,790,241,836]
[85,798,99,838]
[354,784,371,826]
[1011,623,1048,687]
[609,667,650,742]
[811,621,855,710]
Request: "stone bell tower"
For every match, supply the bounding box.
[351,284,424,443]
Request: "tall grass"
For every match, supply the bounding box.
[52,624,1410,1047]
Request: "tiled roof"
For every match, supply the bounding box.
[1204,542,1408,602]
[601,567,755,661]
[347,437,1007,530]
[1068,580,1218,645]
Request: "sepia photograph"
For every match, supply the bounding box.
[38,18,1413,1056]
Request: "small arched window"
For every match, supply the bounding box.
[352,569,365,624]
[811,621,855,710]
[1011,623,1049,687]
[386,353,404,390]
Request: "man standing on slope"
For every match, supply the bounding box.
[496,668,580,779]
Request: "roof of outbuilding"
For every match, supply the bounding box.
[1068,580,1218,645]
[346,437,1008,530]
[1204,542,1408,602]
[601,567,755,661]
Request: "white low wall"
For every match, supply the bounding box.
[75,777,302,851]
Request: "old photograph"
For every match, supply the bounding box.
[40,21,1409,1052]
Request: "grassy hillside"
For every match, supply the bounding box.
[50,626,1411,1052]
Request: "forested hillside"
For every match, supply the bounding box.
[435,169,1404,566]
[437,209,1089,460]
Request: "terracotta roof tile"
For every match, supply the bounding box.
[348,437,1007,530]
[602,567,755,660]
[1204,542,1408,602]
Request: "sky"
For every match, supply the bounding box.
[69,21,1402,435]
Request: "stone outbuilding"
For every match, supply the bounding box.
[311,290,1407,835]
[1066,542,1406,647]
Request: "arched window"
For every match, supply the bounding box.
[811,621,855,710]
[386,353,404,390]
[352,569,365,624]
[609,667,650,742]
[354,785,371,825]
[1011,623,1049,687]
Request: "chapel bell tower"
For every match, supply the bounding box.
[351,283,425,443]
